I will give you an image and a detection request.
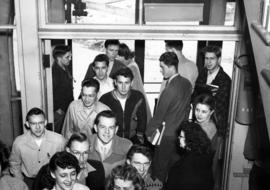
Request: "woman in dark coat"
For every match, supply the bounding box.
[166,121,214,190]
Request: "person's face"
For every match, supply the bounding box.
[195,103,214,124]
[160,61,173,79]
[67,141,89,169]
[27,114,47,138]
[114,76,132,98]
[58,52,72,67]
[94,116,118,145]
[81,86,97,108]
[51,166,77,190]
[114,179,135,190]
[178,131,186,148]
[204,52,220,73]
[127,153,151,178]
[106,45,119,61]
[93,61,108,81]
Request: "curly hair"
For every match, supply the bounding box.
[105,164,145,190]
[178,121,212,154]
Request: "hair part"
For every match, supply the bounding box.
[81,78,100,93]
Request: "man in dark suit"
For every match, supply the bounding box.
[145,52,192,182]
[193,46,231,137]
[84,40,126,80]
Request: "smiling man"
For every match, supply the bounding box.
[61,78,110,140]
[88,110,132,177]
[99,68,147,143]
[9,107,66,189]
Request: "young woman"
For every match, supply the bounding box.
[166,121,214,190]
[49,151,89,190]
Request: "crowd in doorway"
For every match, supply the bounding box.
[1,40,232,190]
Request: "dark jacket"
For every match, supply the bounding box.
[84,59,126,80]
[85,160,105,190]
[52,62,74,112]
[166,151,214,190]
[99,90,147,139]
[193,67,231,136]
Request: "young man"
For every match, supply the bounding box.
[105,164,145,190]
[52,45,74,133]
[164,40,198,90]
[88,110,132,177]
[99,67,147,143]
[61,78,110,140]
[145,52,192,182]
[193,46,231,137]
[92,54,114,99]
[66,132,105,190]
[9,108,66,189]
[84,40,126,80]
[126,145,163,190]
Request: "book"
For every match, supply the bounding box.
[151,122,166,145]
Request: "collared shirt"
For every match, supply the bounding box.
[207,67,220,85]
[94,76,114,100]
[9,130,65,179]
[96,138,113,161]
[62,99,110,140]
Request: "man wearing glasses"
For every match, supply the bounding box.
[66,132,105,190]
[126,145,163,190]
[9,107,66,189]
[62,78,110,140]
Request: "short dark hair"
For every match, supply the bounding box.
[165,40,183,51]
[0,140,10,171]
[52,45,71,60]
[194,93,216,111]
[178,121,212,154]
[26,107,46,122]
[112,67,134,81]
[105,164,145,190]
[92,54,109,67]
[66,132,89,148]
[159,52,179,69]
[104,40,120,48]
[94,110,118,126]
[127,145,153,162]
[118,43,134,60]
[202,46,222,58]
[81,78,100,93]
[49,151,80,175]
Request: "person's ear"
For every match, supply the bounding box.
[66,147,71,153]
[50,171,56,179]
[94,124,98,133]
[44,119,48,126]
[25,121,30,129]
[115,126,119,134]
[126,159,131,165]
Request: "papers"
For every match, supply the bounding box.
[151,122,166,146]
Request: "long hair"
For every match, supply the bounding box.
[178,121,212,154]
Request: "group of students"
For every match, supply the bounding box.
[0,39,232,190]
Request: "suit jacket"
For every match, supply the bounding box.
[193,67,231,136]
[166,151,214,190]
[84,59,126,80]
[146,74,192,138]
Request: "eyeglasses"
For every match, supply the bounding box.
[28,121,45,126]
[70,150,89,158]
[131,161,151,168]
